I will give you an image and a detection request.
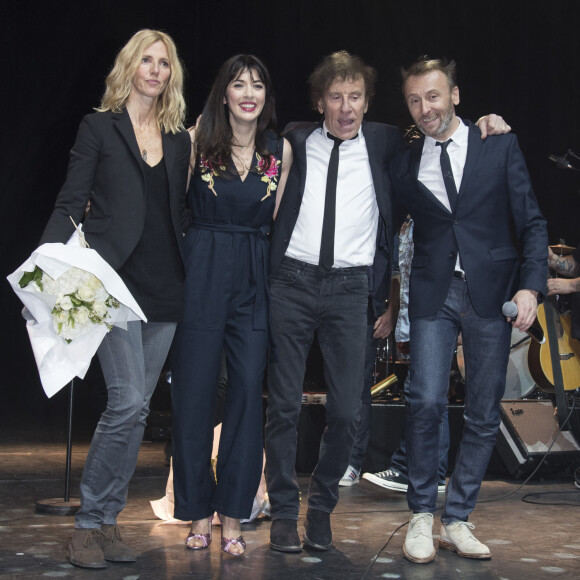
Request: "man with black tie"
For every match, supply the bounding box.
[265,51,401,553]
[390,57,548,563]
[265,51,510,554]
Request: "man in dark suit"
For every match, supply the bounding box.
[390,57,548,564]
[265,51,401,552]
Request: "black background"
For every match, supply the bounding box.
[2,0,579,433]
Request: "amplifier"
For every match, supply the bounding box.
[495,400,580,477]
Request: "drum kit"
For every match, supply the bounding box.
[370,240,579,402]
[370,326,542,402]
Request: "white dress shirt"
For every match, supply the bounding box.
[286,123,378,268]
[418,118,468,271]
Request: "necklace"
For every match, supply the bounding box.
[132,123,160,164]
[232,148,253,172]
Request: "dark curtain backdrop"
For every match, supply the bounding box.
[2,0,579,427]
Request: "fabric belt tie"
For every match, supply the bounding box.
[190,220,270,331]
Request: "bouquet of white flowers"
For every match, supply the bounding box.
[19,265,120,343]
[8,225,146,397]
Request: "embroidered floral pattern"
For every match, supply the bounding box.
[199,154,225,197]
[255,153,281,201]
[198,152,280,200]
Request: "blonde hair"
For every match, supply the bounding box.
[96,29,186,133]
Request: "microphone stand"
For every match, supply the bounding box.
[35,379,81,515]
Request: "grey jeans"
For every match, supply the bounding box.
[75,320,176,529]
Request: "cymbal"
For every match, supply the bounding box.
[550,243,575,256]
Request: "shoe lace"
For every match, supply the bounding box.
[451,522,479,544]
[410,514,432,539]
[102,524,124,542]
[377,469,400,478]
[84,529,105,547]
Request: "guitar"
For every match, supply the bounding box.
[528,299,580,392]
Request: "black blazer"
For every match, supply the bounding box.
[270,121,402,305]
[390,120,548,320]
[40,109,190,270]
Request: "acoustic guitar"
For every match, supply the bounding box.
[528,299,580,393]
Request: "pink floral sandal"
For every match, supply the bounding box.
[218,514,246,556]
[185,516,213,550]
[221,535,246,556]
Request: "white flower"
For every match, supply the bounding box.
[59,295,74,310]
[77,286,96,301]
[19,265,120,343]
[54,310,69,324]
[86,274,102,289]
[93,301,108,317]
[75,306,90,325]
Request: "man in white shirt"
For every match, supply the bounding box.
[266,51,401,552]
[390,57,548,564]
[265,51,512,554]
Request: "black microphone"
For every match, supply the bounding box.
[501,301,545,344]
[549,154,573,170]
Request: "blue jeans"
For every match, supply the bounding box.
[265,257,368,518]
[406,278,510,523]
[390,373,449,483]
[75,321,176,529]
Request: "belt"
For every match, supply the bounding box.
[453,270,466,280]
[190,220,270,331]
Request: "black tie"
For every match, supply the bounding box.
[436,139,458,212]
[319,133,344,272]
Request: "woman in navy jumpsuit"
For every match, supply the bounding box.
[171,54,292,555]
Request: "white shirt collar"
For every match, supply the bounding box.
[424,117,468,152]
[320,121,363,144]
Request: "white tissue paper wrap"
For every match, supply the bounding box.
[7,228,147,397]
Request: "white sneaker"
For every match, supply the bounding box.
[403,513,435,563]
[338,465,360,487]
[439,521,491,559]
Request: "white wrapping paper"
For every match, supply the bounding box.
[7,232,147,397]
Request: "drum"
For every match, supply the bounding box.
[373,337,395,384]
[504,326,536,399]
[449,345,465,403]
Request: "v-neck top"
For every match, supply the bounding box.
[117,158,184,321]
[183,132,283,331]
[187,132,282,229]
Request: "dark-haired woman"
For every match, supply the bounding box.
[171,55,292,556]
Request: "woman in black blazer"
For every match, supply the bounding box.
[40,29,190,569]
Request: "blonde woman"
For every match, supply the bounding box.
[40,29,190,569]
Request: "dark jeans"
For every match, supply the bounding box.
[265,257,368,518]
[406,278,510,523]
[347,321,375,470]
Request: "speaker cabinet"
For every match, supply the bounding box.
[495,400,580,477]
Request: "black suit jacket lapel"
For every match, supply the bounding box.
[457,121,484,199]
[362,122,387,218]
[113,109,145,169]
[294,123,319,198]
[410,137,450,213]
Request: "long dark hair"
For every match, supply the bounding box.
[196,54,278,177]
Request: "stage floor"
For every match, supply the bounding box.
[1,438,579,580]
